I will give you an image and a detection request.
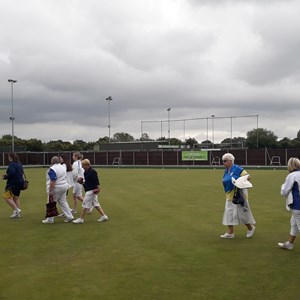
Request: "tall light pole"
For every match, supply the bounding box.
[211,114,215,148]
[167,107,171,145]
[8,79,17,152]
[106,96,113,142]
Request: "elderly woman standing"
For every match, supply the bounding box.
[220,153,256,239]
[278,157,300,250]
[2,153,24,218]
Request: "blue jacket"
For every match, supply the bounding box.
[5,161,24,188]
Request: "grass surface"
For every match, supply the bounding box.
[0,168,299,300]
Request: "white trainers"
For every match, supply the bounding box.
[73,218,84,224]
[64,218,74,223]
[278,241,293,250]
[42,218,54,224]
[220,232,235,239]
[71,209,77,214]
[246,226,256,238]
[58,213,66,217]
[98,215,108,222]
[10,208,21,219]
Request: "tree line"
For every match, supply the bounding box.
[0,128,300,152]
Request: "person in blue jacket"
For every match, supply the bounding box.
[220,153,256,239]
[279,157,300,250]
[2,153,25,218]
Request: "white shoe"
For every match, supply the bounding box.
[42,218,54,224]
[98,215,108,222]
[73,218,84,224]
[10,209,21,219]
[58,213,66,217]
[71,209,77,214]
[64,218,74,223]
[246,226,256,238]
[220,232,235,239]
[278,241,293,250]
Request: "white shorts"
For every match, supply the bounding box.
[73,182,83,197]
[82,190,101,209]
[290,210,300,236]
[222,199,256,226]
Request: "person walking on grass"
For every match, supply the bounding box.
[278,157,300,250]
[58,154,74,218]
[42,156,74,224]
[2,153,25,218]
[73,159,108,224]
[220,153,256,239]
[70,152,84,213]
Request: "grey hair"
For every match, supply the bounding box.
[287,157,300,173]
[51,156,60,165]
[222,153,235,162]
[73,152,83,160]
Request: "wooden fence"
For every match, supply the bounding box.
[1,148,300,167]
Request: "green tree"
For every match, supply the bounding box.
[73,140,88,150]
[25,138,43,151]
[139,133,153,141]
[44,140,72,151]
[0,135,12,146]
[290,138,300,149]
[278,137,293,149]
[246,128,278,149]
[169,138,182,145]
[221,137,246,148]
[156,137,167,142]
[112,132,135,142]
[184,137,198,148]
[97,136,110,144]
[200,139,213,148]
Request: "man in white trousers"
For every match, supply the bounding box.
[42,156,74,224]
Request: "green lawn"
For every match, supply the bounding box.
[0,168,298,300]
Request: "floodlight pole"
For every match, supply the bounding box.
[256,115,259,148]
[211,114,215,148]
[8,79,17,153]
[230,116,233,148]
[106,96,113,143]
[167,107,171,145]
[206,117,209,145]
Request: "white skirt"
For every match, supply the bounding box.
[222,199,256,226]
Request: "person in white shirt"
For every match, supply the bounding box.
[278,157,300,250]
[70,152,84,213]
[57,154,74,218]
[42,156,74,224]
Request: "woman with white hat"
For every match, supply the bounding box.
[220,153,256,239]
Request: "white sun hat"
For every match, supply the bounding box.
[232,174,253,189]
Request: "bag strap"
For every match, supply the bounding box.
[49,194,55,203]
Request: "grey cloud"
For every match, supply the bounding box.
[1,0,300,142]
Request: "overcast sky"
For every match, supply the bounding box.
[1,0,300,143]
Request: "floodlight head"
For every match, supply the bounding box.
[106,96,113,101]
[167,107,171,111]
[8,79,17,83]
